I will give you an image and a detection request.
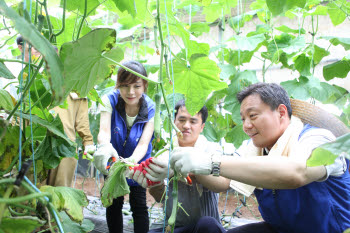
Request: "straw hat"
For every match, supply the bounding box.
[290,98,350,137]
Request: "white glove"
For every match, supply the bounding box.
[144,157,173,182]
[170,147,212,176]
[93,143,118,175]
[84,144,96,155]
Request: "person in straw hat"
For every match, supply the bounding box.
[170,83,350,233]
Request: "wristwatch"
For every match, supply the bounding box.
[211,153,222,177]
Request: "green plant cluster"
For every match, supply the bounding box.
[0,0,349,232]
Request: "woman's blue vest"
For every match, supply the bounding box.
[108,90,155,186]
[255,125,350,233]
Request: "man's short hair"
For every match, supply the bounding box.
[174,99,208,123]
[236,83,292,118]
[16,36,24,45]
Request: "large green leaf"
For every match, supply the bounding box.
[229,34,265,52]
[220,48,255,66]
[0,89,15,111]
[224,70,258,123]
[0,216,45,233]
[101,161,130,207]
[323,57,350,81]
[35,132,76,169]
[0,1,65,104]
[0,62,16,79]
[225,123,249,148]
[266,0,306,16]
[293,53,311,76]
[262,34,305,62]
[319,36,350,51]
[304,5,328,16]
[281,76,310,100]
[111,0,137,17]
[172,55,227,115]
[308,44,330,65]
[40,186,89,223]
[60,212,95,233]
[327,1,347,26]
[16,113,74,146]
[203,122,220,142]
[60,0,100,15]
[202,0,238,23]
[29,78,52,109]
[189,22,210,37]
[55,15,92,47]
[60,28,123,97]
[307,133,350,166]
[275,25,306,34]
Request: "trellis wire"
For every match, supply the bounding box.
[162,0,177,231]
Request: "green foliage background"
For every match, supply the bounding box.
[0,0,350,231]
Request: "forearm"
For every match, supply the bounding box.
[149,184,165,203]
[130,144,149,163]
[219,156,323,189]
[195,175,230,193]
[97,131,111,145]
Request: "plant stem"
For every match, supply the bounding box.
[0,33,18,49]
[0,185,13,224]
[53,0,66,37]
[42,0,52,36]
[7,59,44,121]
[102,55,159,84]
[0,58,39,68]
[0,192,52,204]
[76,0,87,40]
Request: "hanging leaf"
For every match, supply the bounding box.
[218,64,236,80]
[229,34,265,52]
[111,0,137,17]
[266,0,306,16]
[319,36,350,51]
[60,0,100,15]
[0,1,65,104]
[307,133,350,167]
[327,1,346,26]
[275,25,306,34]
[0,62,16,79]
[60,28,123,97]
[40,186,89,224]
[29,78,52,109]
[101,161,130,207]
[55,15,92,47]
[304,5,328,16]
[220,48,255,66]
[0,216,45,233]
[225,123,249,149]
[323,57,350,81]
[189,22,210,37]
[281,76,310,100]
[307,44,330,65]
[224,70,258,123]
[172,55,227,115]
[0,89,15,111]
[293,53,311,76]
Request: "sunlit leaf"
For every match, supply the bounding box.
[172,55,227,115]
[0,62,16,79]
[307,133,350,166]
[323,57,350,81]
[60,28,123,97]
[266,0,306,16]
[0,89,15,111]
[275,25,305,34]
[327,1,346,26]
[319,36,350,51]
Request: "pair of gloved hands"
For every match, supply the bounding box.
[129,157,172,188]
[93,143,212,183]
[92,143,173,189]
